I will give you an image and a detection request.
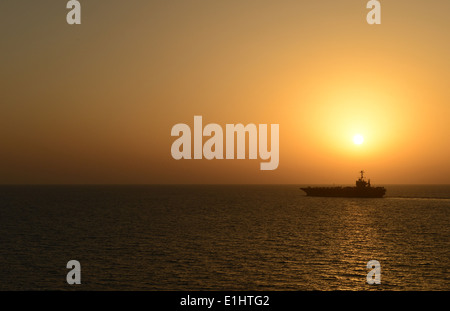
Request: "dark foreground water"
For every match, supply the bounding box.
[0,185,448,290]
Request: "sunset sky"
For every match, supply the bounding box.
[1,0,449,184]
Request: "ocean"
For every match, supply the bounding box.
[0,185,448,290]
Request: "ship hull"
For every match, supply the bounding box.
[300,186,386,198]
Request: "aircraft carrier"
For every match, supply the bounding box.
[300,171,386,198]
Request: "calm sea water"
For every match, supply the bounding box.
[0,185,448,290]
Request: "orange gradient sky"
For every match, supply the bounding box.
[1,1,449,184]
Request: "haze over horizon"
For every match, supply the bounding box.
[1,1,449,185]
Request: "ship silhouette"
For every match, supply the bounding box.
[300,170,386,198]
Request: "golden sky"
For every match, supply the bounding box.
[1,0,449,184]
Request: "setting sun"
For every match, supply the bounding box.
[353,134,364,145]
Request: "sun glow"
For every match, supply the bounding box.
[353,134,364,145]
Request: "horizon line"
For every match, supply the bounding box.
[1,183,449,186]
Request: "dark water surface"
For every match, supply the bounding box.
[0,185,449,290]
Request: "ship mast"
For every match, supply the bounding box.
[360,170,364,180]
